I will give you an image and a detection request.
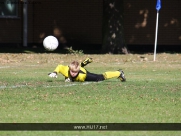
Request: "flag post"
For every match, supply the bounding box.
[154,0,161,61]
[154,11,159,61]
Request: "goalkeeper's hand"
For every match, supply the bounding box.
[48,72,57,78]
[65,77,72,82]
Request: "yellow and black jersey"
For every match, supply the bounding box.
[54,65,87,82]
[53,64,122,82]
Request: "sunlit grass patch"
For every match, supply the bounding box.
[0,53,181,135]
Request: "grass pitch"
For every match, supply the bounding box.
[0,53,181,136]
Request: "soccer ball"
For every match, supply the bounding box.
[43,36,59,51]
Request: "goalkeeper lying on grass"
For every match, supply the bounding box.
[48,58,126,82]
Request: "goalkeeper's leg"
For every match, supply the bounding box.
[81,58,93,67]
[103,70,126,82]
[84,70,126,82]
[85,71,105,82]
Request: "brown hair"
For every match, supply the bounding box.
[69,61,80,72]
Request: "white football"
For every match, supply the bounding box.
[43,36,59,51]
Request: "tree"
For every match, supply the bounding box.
[102,0,128,54]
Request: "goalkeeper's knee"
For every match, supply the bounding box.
[81,58,93,67]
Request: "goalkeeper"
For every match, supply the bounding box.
[48,58,126,82]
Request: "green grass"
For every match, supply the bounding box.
[0,53,181,135]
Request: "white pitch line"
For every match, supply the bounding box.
[0,82,99,90]
[0,85,26,89]
[44,82,99,88]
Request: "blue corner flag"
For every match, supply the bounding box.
[156,0,161,11]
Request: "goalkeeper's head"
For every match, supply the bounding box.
[69,61,80,77]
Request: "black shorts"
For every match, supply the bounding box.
[85,71,105,82]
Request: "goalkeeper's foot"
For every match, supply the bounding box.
[118,69,126,82]
[81,58,93,67]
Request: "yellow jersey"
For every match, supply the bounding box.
[54,65,87,82]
